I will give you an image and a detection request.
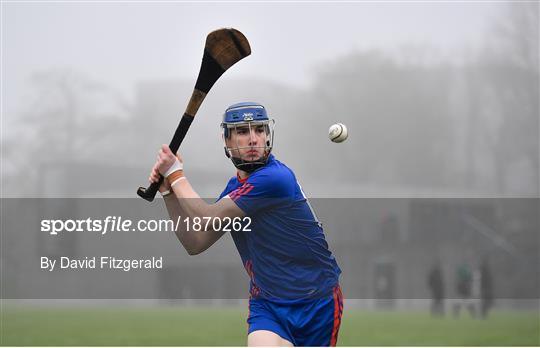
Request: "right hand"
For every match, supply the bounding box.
[157,144,181,176]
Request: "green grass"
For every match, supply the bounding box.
[1,307,538,346]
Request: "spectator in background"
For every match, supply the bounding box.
[480,258,494,319]
[453,262,476,318]
[427,261,445,317]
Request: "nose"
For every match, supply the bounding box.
[248,128,259,146]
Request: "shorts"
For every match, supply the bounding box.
[247,285,344,346]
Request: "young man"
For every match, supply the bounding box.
[149,102,343,346]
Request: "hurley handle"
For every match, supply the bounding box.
[137,114,194,202]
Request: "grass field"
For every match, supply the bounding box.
[1,307,538,346]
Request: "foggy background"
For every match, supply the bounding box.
[2,2,538,199]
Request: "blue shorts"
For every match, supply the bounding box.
[247,285,344,346]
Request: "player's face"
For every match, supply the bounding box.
[226,123,268,161]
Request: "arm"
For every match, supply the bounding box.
[150,145,245,255]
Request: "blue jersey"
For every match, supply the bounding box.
[217,155,341,300]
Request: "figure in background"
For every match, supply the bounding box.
[453,262,476,318]
[480,258,494,319]
[427,261,445,317]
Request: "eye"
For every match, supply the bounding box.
[236,128,248,135]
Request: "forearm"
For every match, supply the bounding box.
[162,193,200,255]
[162,177,230,255]
[169,176,223,219]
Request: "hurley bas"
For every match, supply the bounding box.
[40,256,163,272]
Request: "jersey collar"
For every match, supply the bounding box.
[236,172,248,184]
[236,154,275,183]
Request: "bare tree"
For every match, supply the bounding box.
[6,68,130,196]
[470,2,539,195]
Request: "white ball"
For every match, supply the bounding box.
[328,123,348,143]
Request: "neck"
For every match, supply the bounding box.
[237,170,249,181]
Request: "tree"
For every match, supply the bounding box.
[472,2,539,195]
[6,68,130,196]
